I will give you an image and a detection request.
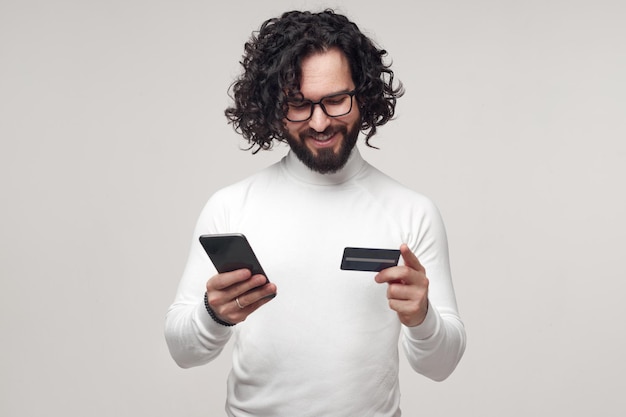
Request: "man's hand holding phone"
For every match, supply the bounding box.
[205,269,277,325]
[199,234,277,325]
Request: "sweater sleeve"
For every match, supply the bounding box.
[164,196,234,368]
[401,198,466,381]
[401,302,466,381]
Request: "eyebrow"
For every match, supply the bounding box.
[288,89,354,102]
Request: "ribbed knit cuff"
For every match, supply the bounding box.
[404,301,439,340]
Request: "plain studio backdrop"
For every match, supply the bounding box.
[1,0,624,416]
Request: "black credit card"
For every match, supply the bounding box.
[340,247,401,272]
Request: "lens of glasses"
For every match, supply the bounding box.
[286,91,354,122]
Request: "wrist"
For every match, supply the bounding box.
[204,292,235,327]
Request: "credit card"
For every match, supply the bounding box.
[340,247,401,272]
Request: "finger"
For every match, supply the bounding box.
[236,282,277,309]
[399,244,425,273]
[387,281,413,300]
[387,278,428,301]
[229,284,277,323]
[374,266,407,284]
[209,281,276,324]
[241,274,272,293]
[223,274,270,303]
[206,271,259,312]
[207,268,252,291]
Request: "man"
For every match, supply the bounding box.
[165,9,466,417]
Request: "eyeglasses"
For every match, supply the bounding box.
[285,90,356,122]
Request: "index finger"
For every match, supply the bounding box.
[399,244,425,273]
[208,268,252,291]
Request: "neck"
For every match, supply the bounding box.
[284,147,365,185]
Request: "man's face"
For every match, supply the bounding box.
[283,48,361,174]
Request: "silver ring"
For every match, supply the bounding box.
[235,297,245,309]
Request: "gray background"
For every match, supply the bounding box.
[2,0,625,415]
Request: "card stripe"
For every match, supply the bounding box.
[345,257,397,264]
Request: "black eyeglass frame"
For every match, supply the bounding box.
[285,90,357,122]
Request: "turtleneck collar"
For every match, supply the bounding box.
[282,147,366,186]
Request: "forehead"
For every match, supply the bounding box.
[299,48,355,99]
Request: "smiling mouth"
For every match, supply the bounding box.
[299,126,346,148]
[311,132,335,142]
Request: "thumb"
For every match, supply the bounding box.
[400,243,425,272]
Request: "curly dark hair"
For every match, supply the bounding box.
[224,9,404,152]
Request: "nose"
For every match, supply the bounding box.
[308,104,331,132]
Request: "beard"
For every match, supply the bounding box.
[285,122,360,174]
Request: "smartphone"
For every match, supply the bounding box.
[199,233,268,280]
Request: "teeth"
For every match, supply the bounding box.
[312,133,332,142]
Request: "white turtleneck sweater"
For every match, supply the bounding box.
[165,149,466,417]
